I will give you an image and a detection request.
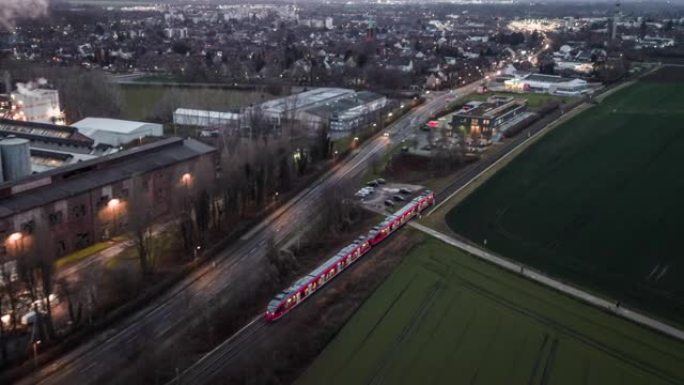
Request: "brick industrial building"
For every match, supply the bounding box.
[0,137,216,275]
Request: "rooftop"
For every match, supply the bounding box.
[71,117,161,135]
[524,73,583,84]
[304,91,385,118]
[0,137,215,219]
[257,88,355,114]
[455,99,526,119]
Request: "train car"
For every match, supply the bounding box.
[368,190,434,245]
[265,190,434,321]
[265,237,371,321]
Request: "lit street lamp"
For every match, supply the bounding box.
[108,198,120,235]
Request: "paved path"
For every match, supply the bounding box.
[409,222,684,342]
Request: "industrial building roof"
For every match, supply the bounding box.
[257,88,355,114]
[72,117,162,135]
[523,74,586,84]
[174,108,241,120]
[0,137,215,219]
[455,99,526,119]
[303,91,385,118]
[0,118,93,145]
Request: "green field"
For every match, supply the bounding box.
[120,85,276,121]
[298,237,684,385]
[446,68,684,325]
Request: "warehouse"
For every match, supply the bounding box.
[172,108,241,128]
[504,73,592,96]
[71,117,164,147]
[300,91,388,131]
[0,118,118,173]
[0,137,215,270]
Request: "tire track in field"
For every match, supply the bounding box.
[429,304,480,385]
[540,338,559,385]
[453,273,683,384]
[338,273,418,373]
[367,281,443,385]
[528,334,550,385]
[440,249,684,370]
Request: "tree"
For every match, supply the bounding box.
[0,251,19,333]
[41,67,124,123]
[127,177,156,276]
[31,219,57,340]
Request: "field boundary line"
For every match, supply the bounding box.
[409,222,684,342]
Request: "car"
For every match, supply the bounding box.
[366,180,379,187]
[376,178,386,185]
[399,188,411,195]
[401,146,409,153]
[383,132,390,137]
[392,195,406,202]
[384,200,395,207]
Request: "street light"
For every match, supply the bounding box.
[8,232,22,243]
[181,173,192,187]
[108,199,120,235]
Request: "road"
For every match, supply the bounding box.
[17,84,468,385]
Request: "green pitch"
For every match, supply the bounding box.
[446,68,684,325]
[297,238,684,385]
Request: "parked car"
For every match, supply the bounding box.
[366,180,379,187]
[399,188,411,195]
[384,200,395,207]
[392,194,406,202]
[376,178,386,185]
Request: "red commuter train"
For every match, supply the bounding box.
[265,190,435,321]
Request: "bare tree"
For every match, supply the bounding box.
[127,177,156,276]
[57,276,82,331]
[0,287,6,364]
[31,219,56,340]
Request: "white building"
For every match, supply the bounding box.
[504,74,592,96]
[11,80,64,124]
[71,118,164,146]
[554,61,595,74]
[254,88,355,124]
[173,108,241,128]
[301,91,388,131]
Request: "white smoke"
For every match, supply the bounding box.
[0,0,50,30]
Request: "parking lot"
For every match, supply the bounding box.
[356,180,426,213]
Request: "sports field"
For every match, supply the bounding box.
[446,67,684,325]
[297,238,684,385]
